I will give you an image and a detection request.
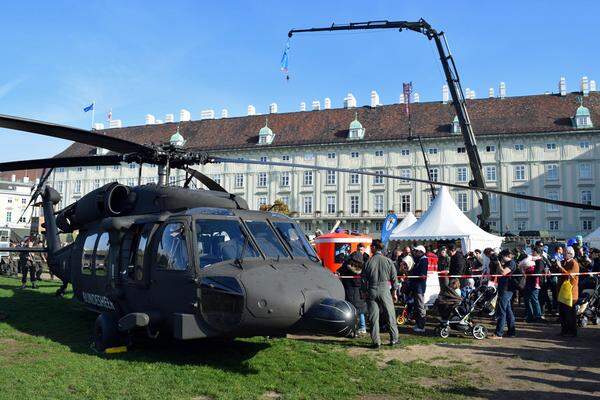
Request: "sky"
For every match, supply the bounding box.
[0,0,599,163]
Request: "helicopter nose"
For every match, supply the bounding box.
[294,298,357,337]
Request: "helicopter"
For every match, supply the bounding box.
[0,114,597,351]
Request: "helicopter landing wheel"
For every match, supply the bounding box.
[94,313,122,352]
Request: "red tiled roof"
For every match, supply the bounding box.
[55,92,600,158]
[0,169,42,182]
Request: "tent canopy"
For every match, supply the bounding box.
[391,212,417,235]
[389,186,504,252]
[584,226,600,249]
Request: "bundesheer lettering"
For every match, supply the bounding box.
[82,291,116,310]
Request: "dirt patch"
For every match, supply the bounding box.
[0,337,22,356]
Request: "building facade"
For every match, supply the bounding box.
[50,81,600,240]
[0,176,38,237]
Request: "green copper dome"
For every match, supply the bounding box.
[170,129,185,147]
[349,112,363,129]
[576,105,591,116]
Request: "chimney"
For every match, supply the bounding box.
[300,102,306,111]
[399,93,405,104]
[145,114,156,125]
[590,80,597,92]
[109,119,122,128]
[324,97,331,109]
[200,109,215,119]
[221,109,228,118]
[442,84,449,104]
[581,76,590,96]
[269,103,278,113]
[370,90,380,107]
[559,77,567,96]
[311,100,321,110]
[247,105,256,116]
[499,82,506,99]
[343,93,356,108]
[11,174,16,182]
[23,176,29,183]
[165,114,174,123]
[180,109,191,122]
[413,93,420,103]
[93,122,104,130]
[488,88,495,98]
[465,88,475,99]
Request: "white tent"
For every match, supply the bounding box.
[391,212,417,235]
[389,186,504,253]
[584,226,600,249]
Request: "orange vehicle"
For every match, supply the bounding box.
[314,231,373,273]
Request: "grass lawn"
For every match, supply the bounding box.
[0,276,479,400]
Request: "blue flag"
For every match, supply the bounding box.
[381,213,398,244]
[280,39,290,73]
[83,103,94,113]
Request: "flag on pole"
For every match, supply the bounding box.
[107,109,112,121]
[280,39,290,80]
[403,82,412,116]
[83,103,94,113]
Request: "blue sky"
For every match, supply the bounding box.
[0,0,598,162]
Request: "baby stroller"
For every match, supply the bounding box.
[576,276,600,327]
[435,285,496,340]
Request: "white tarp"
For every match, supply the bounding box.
[584,226,600,249]
[391,212,417,235]
[389,186,504,253]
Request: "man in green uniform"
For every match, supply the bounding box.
[361,239,399,348]
[19,239,36,289]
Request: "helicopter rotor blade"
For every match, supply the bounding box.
[0,114,154,156]
[176,166,228,192]
[0,155,126,172]
[210,156,600,211]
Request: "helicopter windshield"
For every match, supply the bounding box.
[244,220,290,259]
[195,219,259,268]
[273,221,318,259]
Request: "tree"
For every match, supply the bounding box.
[259,199,291,215]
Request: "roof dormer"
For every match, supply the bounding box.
[348,112,365,140]
[573,102,593,129]
[452,116,461,134]
[258,118,275,145]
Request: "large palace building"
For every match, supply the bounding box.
[50,78,599,239]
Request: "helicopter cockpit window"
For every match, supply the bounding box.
[245,220,289,259]
[156,223,189,271]
[81,233,98,275]
[94,232,110,277]
[273,222,318,259]
[195,219,259,268]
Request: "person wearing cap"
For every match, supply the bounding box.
[557,246,579,337]
[361,239,399,348]
[410,245,429,333]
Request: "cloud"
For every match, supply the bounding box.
[0,77,26,99]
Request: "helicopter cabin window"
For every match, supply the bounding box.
[245,220,289,259]
[123,224,154,281]
[156,223,189,271]
[273,222,318,259]
[94,232,110,277]
[195,219,259,268]
[81,233,98,275]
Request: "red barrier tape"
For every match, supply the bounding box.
[337,271,600,279]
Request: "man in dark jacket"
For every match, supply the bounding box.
[361,239,399,348]
[338,252,368,335]
[410,245,428,333]
[492,249,517,339]
[18,240,37,289]
[449,245,466,278]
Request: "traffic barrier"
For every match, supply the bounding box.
[337,271,600,279]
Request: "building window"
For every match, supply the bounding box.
[401,194,411,213]
[429,168,439,182]
[457,147,466,154]
[326,170,336,185]
[280,172,290,187]
[326,195,336,214]
[400,169,411,183]
[514,191,527,212]
[400,149,410,156]
[546,164,559,181]
[128,163,136,169]
[303,222,312,232]
[546,192,559,212]
[92,179,101,190]
[579,163,592,180]
[514,144,524,151]
[350,222,360,232]
[375,221,383,231]
[74,180,82,193]
[490,193,498,213]
[456,167,468,183]
[57,167,65,172]
[374,194,384,213]
[485,145,496,153]
[351,151,360,158]
[350,195,360,214]
[374,170,384,184]
[95,165,102,171]
[579,141,591,149]
[516,220,527,231]
[514,165,526,181]
[6,212,12,223]
[457,193,468,212]
[581,190,592,205]
[257,197,267,208]
[260,156,268,162]
[489,220,498,229]
[485,166,497,182]
[548,220,559,231]
[212,174,222,186]
[327,152,336,159]
[113,165,120,170]
[76,166,83,172]
[545,143,557,151]
[303,171,313,186]
[302,196,313,214]
[304,153,315,161]
[375,150,384,157]
[169,176,177,186]
[350,173,360,185]
[582,219,593,231]
[235,173,244,188]
[428,148,438,155]
[327,221,336,231]
[21,197,27,204]
[257,172,267,187]
[282,155,290,161]
[280,196,289,206]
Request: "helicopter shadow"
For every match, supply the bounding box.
[0,281,268,375]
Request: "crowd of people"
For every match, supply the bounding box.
[0,237,47,289]
[336,238,600,348]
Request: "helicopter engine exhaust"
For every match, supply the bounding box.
[56,183,136,232]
